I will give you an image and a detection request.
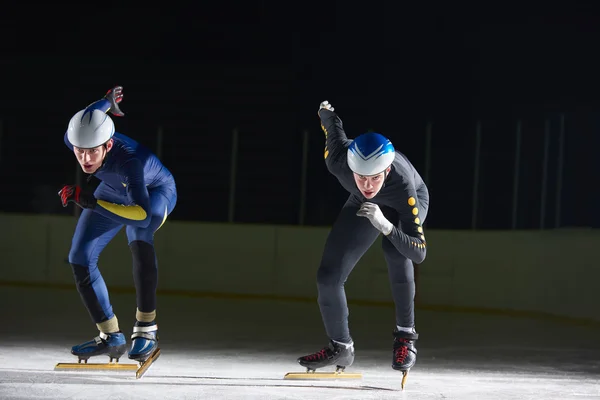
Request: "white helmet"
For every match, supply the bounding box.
[347,132,396,176]
[67,108,115,149]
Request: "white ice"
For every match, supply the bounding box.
[0,286,599,399]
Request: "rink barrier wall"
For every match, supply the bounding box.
[1,213,598,325]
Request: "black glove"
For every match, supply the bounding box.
[58,185,97,209]
[104,86,125,117]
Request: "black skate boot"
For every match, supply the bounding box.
[297,340,355,373]
[392,329,418,389]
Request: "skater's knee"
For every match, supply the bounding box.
[317,265,346,287]
[390,273,415,285]
[127,225,155,244]
[391,263,415,284]
[68,246,94,267]
[383,252,415,284]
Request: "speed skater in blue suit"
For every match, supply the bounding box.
[58,86,177,365]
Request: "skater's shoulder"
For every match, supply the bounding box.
[389,153,417,181]
[109,133,155,165]
[391,151,415,171]
[384,154,426,197]
[112,132,141,153]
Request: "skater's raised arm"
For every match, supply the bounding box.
[318,101,353,174]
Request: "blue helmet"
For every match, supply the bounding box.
[347,132,395,176]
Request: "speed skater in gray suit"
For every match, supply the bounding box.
[296,101,430,387]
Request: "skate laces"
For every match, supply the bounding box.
[394,339,410,363]
[306,348,329,361]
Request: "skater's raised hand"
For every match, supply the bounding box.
[58,184,97,209]
[104,86,125,117]
[356,202,394,235]
[319,100,334,114]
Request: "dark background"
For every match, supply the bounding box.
[1,2,600,229]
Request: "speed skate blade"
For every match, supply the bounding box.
[135,347,161,379]
[284,371,362,380]
[401,370,409,390]
[54,362,138,372]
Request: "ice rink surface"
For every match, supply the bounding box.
[1,285,599,399]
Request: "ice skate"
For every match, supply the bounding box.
[55,331,138,373]
[284,340,362,380]
[128,321,160,378]
[392,330,419,390]
[71,331,128,363]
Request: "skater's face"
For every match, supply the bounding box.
[353,166,391,199]
[73,139,114,174]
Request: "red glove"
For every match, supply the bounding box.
[58,185,97,209]
[104,86,125,117]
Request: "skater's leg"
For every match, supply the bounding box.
[381,206,420,375]
[380,187,428,330]
[382,238,416,329]
[297,197,380,371]
[68,208,123,332]
[317,197,380,344]
[126,191,176,318]
[68,207,126,359]
[125,191,175,361]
